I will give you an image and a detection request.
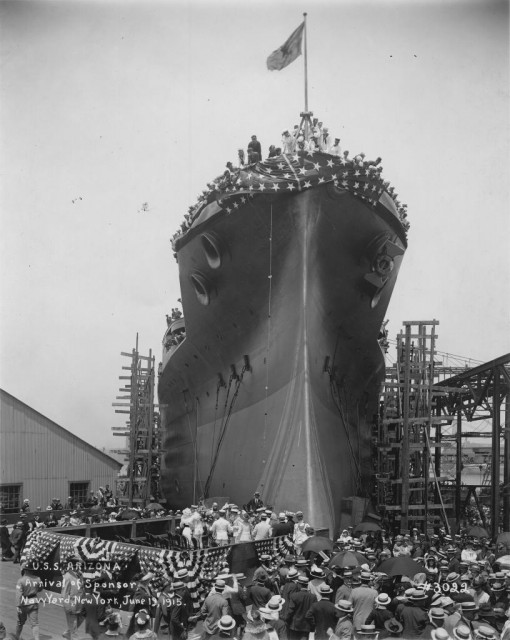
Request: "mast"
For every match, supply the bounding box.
[303,12,308,113]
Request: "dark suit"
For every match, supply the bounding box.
[286,587,317,640]
[271,522,294,537]
[249,584,272,609]
[280,582,300,621]
[305,599,337,640]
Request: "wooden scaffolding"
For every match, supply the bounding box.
[111,335,161,507]
[376,320,456,534]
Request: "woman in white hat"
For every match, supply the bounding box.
[260,596,286,640]
[243,609,269,640]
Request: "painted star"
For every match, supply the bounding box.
[233,201,240,208]
[272,183,280,191]
[313,162,321,171]
[327,159,334,167]
[299,167,307,175]
[287,183,296,191]
[259,182,266,191]
[354,182,360,189]
[318,177,325,183]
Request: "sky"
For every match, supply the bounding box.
[1,0,508,452]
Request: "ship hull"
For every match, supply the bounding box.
[159,184,405,534]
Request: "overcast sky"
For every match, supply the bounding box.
[1,0,508,451]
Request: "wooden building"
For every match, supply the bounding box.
[0,389,122,512]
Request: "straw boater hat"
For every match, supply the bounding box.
[357,625,377,636]
[384,619,403,635]
[218,616,236,631]
[287,568,299,580]
[260,596,285,620]
[429,608,446,622]
[474,627,497,640]
[375,593,391,608]
[297,575,309,585]
[335,600,354,615]
[431,629,451,640]
[453,625,472,640]
[318,583,333,596]
[176,568,188,579]
[460,601,478,613]
[310,567,325,579]
[214,579,226,593]
[410,589,428,602]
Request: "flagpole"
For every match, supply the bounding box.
[303,12,308,113]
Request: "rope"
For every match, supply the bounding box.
[329,380,362,492]
[203,366,247,498]
[263,205,274,442]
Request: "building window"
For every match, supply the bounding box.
[69,482,89,507]
[0,484,22,513]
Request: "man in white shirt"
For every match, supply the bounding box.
[252,514,272,540]
[210,510,233,546]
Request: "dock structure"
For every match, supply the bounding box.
[111,335,161,507]
[375,319,510,535]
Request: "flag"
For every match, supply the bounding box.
[267,22,305,71]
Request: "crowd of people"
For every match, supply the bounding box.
[6,486,510,640]
[10,526,510,640]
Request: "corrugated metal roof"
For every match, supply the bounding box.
[0,389,122,469]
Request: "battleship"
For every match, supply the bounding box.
[157,112,408,536]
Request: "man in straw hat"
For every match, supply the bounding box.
[305,583,336,640]
[365,593,393,631]
[350,572,378,632]
[197,579,229,639]
[209,615,237,640]
[424,608,448,638]
[281,568,300,622]
[397,589,429,638]
[154,583,187,640]
[329,600,353,639]
[285,576,317,640]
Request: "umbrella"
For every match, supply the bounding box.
[467,526,489,538]
[495,554,510,569]
[119,509,141,520]
[496,532,510,546]
[90,505,104,514]
[354,521,382,534]
[301,536,334,554]
[377,556,421,579]
[146,502,165,511]
[329,550,368,569]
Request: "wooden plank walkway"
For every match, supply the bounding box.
[0,560,204,640]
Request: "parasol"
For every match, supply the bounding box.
[496,532,510,546]
[90,505,103,514]
[119,508,141,520]
[301,536,334,554]
[146,502,165,511]
[495,554,510,569]
[377,556,422,579]
[467,526,489,538]
[354,521,382,534]
[329,550,368,568]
